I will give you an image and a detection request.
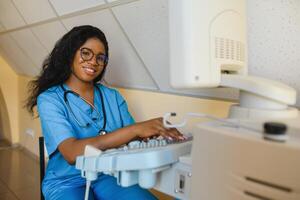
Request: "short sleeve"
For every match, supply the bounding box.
[115,90,135,127]
[37,92,76,156]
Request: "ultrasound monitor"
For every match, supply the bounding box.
[169,0,297,120]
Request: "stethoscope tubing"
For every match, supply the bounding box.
[61,84,107,134]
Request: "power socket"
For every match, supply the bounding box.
[25,128,35,138]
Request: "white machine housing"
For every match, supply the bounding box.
[191,121,300,200]
[169,0,297,120]
[170,0,247,88]
[166,0,300,199]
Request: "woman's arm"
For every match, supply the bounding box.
[58,118,183,164]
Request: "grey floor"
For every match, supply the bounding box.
[0,140,41,200]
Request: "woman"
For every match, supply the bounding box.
[26,25,183,200]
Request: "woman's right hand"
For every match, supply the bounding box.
[133,117,185,141]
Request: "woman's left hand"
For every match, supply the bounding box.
[132,117,185,141]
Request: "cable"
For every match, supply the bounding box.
[163,112,261,132]
[82,145,102,200]
[84,180,91,200]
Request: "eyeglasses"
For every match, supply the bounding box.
[80,47,108,66]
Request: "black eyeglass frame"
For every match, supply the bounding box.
[79,47,108,66]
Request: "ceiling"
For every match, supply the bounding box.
[1,0,299,106]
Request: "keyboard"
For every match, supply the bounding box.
[76,135,193,188]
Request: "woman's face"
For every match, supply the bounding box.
[70,37,107,84]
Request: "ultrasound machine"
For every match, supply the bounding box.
[76,0,300,199]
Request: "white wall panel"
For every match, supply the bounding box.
[10,29,48,70]
[32,21,67,52]
[248,0,300,106]
[0,0,26,30]
[111,0,168,90]
[62,10,157,90]
[0,47,23,74]
[12,0,56,24]
[0,34,39,76]
[111,0,239,100]
[49,0,105,16]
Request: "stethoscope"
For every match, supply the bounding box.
[61,84,107,135]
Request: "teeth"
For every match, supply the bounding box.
[83,67,95,73]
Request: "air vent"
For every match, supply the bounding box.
[244,191,273,200]
[243,176,293,200]
[245,177,292,193]
[215,37,245,62]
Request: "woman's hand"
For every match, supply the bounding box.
[58,117,185,164]
[133,117,184,141]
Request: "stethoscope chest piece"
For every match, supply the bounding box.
[99,130,107,135]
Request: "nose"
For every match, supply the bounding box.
[88,55,98,66]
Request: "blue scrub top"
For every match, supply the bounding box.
[37,83,135,184]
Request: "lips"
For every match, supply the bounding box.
[82,66,97,76]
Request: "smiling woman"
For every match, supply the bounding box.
[67,38,107,86]
[25,25,183,200]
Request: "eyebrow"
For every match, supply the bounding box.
[81,47,106,56]
[97,52,106,56]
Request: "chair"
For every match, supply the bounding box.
[39,136,45,200]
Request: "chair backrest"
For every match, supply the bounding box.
[39,136,48,200]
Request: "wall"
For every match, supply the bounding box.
[248,0,300,106]
[0,89,10,140]
[0,98,2,137]
[118,88,232,132]
[18,75,42,156]
[0,56,19,144]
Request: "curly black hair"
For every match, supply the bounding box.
[26,25,109,115]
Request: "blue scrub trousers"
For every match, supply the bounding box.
[44,175,157,200]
